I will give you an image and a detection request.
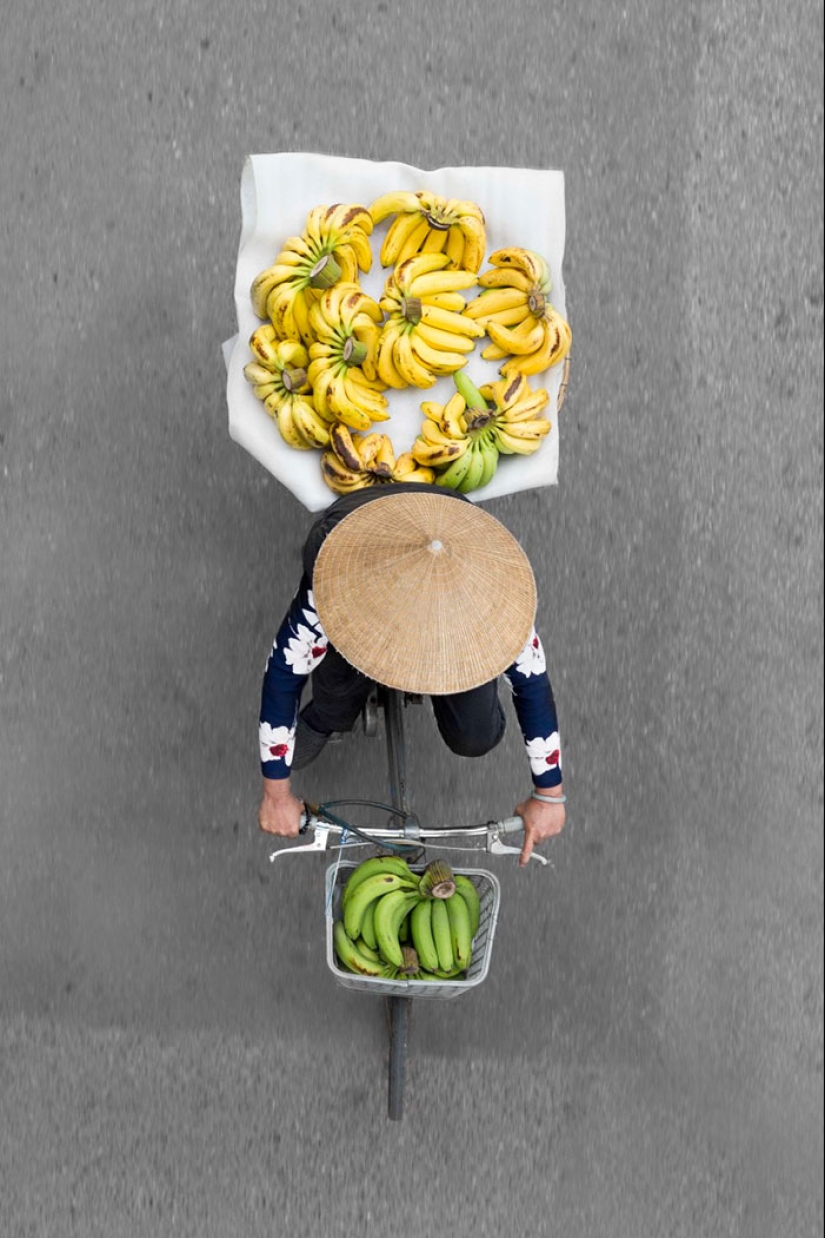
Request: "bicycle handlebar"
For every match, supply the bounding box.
[267,812,551,866]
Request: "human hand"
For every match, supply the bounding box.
[514,788,565,867]
[258,777,304,837]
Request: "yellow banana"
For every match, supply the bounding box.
[368,190,423,224]
[478,266,537,293]
[409,333,468,376]
[501,311,572,377]
[420,226,449,254]
[444,224,466,268]
[456,214,486,273]
[395,251,455,290]
[380,208,428,266]
[290,399,331,449]
[375,322,410,389]
[394,214,431,265]
[463,286,531,320]
[413,321,477,354]
[487,316,549,356]
[275,401,313,450]
[395,331,437,388]
[405,269,477,298]
[392,452,436,483]
[487,246,551,286]
[419,304,484,338]
[424,291,469,312]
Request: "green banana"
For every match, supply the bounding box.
[435,446,474,491]
[452,875,481,938]
[409,897,440,972]
[343,872,419,941]
[360,900,378,952]
[341,855,416,910]
[446,891,473,969]
[355,936,381,962]
[374,889,423,969]
[453,370,489,411]
[333,920,396,978]
[430,897,454,972]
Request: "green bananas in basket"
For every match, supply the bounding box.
[333,857,481,980]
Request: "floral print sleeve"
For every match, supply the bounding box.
[259,574,328,779]
[503,627,563,789]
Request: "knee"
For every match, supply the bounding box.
[440,710,506,758]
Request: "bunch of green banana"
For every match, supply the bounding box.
[306,282,390,431]
[243,326,331,450]
[368,190,487,272]
[464,247,572,376]
[332,856,481,980]
[321,423,435,495]
[375,254,484,390]
[250,203,374,346]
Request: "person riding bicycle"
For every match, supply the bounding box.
[256,485,565,866]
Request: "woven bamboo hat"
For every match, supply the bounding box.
[312,491,537,695]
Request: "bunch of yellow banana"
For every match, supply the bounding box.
[464,246,572,376]
[321,423,435,495]
[369,190,487,272]
[476,371,553,455]
[375,253,484,389]
[411,369,551,487]
[332,856,480,980]
[306,283,390,432]
[250,203,374,347]
[243,326,331,450]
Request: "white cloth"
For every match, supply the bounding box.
[224,151,568,512]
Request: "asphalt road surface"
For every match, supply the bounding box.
[1,2,822,1236]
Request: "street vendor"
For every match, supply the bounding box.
[256,485,565,866]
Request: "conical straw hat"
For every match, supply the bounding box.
[312,492,537,695]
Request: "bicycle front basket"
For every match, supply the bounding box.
[325,861,502,1001]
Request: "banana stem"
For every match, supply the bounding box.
[308,253,342,289]
[400,296,422,324]
[528,291,547,316]
[424,213,451,231]
[281,367,307,392]
[342,337,368,367]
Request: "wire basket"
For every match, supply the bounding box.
[325,861,502,1001]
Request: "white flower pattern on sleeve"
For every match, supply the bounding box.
[513,628,546,678]
[283,624,328,675]
[525,732,562,778]
[259,722,297,766]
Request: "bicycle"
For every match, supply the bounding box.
[267,686,549,1121]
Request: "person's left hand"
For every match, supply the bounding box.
[514,789,566,867]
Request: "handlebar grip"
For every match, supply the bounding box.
[497,816,525,834]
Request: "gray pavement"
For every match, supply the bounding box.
[1,1,822,1236]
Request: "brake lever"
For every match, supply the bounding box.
[488,830,550,866]
[268,818,332,863]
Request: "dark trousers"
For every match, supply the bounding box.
[302,646,506,758]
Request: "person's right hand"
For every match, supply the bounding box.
[258,777,304,837]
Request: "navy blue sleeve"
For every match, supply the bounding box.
[503,627,563,789]
[259,575,329,779]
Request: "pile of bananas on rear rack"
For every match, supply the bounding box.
[244,193,571,496]
[332,856,481,980]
